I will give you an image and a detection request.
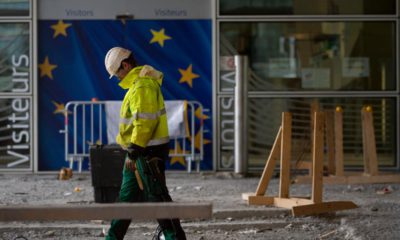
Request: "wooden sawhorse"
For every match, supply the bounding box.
[243,112,357,216]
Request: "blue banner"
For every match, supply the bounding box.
[38,20,212,171]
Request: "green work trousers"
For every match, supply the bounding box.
[106,152,186,240]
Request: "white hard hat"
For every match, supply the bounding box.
[104,47,131,78]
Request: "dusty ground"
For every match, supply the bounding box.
[0,172,399,240]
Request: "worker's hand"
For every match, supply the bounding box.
[125,158,136,171]
[127,143,145,160]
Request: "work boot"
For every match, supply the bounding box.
[152,225,177,240]
[152,225,163,240]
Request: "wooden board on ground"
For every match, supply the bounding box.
[242,193,356,217]
[0,202,212,221]
[292,201,358,216]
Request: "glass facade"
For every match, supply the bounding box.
[0,0,32,171]
[0,0,30,17]
[0,23,30,93]
[217,96,397,169]
[220,21,396,92]
[246,97,396,169]
[219,0,396,15]
[216,0,399,171]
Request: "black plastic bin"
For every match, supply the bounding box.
[89,144,126,203]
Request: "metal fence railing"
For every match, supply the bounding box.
[60,100,204,173]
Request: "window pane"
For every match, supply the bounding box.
[247,97,397,169]
[0,98,31,169]
[220,21,396,92]
[0,23,30,93]
[0,0,29,16]
[220,0,396,15]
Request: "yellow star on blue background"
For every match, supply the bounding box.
[169,143,187,166]
[39,56,57,79]
[52,101,66,115]
[195,107,209,120]
[50,20,72,38]
[150,28,171,47]
[179,64,199,88]
[193,130,211,151]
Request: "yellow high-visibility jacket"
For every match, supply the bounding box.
[116,65,169,148]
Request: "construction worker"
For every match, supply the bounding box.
[104,47,186,240]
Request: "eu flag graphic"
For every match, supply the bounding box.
[38,20,212,171]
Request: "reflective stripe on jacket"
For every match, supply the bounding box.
[116,65,169,148]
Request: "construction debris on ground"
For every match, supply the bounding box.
[0,172,399,240]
